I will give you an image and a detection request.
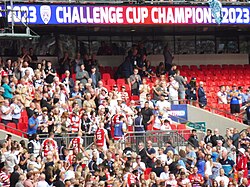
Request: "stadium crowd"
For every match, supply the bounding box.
[0,44,249,187]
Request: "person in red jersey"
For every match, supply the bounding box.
[69,109,81,133]
[104,166,114,187]
[94,122,110,152]
[68,131,84,154]
[236,148,248,178]
[123,166,136,187]
[188,166,204,187]
[41,132,58,159]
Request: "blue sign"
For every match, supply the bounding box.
[169,104,188,123]
[0,4,249,25]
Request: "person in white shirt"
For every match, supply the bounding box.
[10,96,23,125]
[4,146,19,173]
[132,155,146,175]
[157,148,168,164]
[37,173,50,187]
[160,119,172,131]
[217,85,228,104]
[168,75,179,105]
[155,95,171,114]
[215,168,229,187]
[1,100,13,125]
[21,61,34,79]
[160,165,170,181]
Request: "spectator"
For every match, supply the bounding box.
[204,129,213,144]
[0,87,5,106]
[168,64,177,77]
[229,85,241,115]
[163,44,174,72]
[1,99,13,125]
[211,128,225,147]
[128,68,141,96]
[27,134,41,157]
[62,70,74,94]
[27,111,40,136]
[188,129,199,148]
[37,173,50,187]
[219,150,235,178]
[2,77,13,99]
[156,62,166,77]
[236,148,248,178]
[59,52,71,74]
[146,140,156,168]
[89,66,101,89]
[175,70,186,104]
[10,165,21,187]
[44,61,56,84]
[168,75,179,105]
[215,168,229,187]
[217,85,228,104]
[76,64,89,86]
[188,166,204,186]
[242,88,250,106]
[198,81,207,108]
[141,101,154,131]
[139,78,150,106]
[0,167,10,186]
[10,96,23,126]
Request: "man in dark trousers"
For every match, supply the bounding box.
[163,44,174,72]
[198,81,207,108]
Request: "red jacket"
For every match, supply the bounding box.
[236,154,248,178]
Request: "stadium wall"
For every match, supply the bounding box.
[187,105,248,135]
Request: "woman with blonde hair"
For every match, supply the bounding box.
[146,172,157,187]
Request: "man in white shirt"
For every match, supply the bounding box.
[217,85,228,104]
[1,100,13,125]
[155,95,171,115]
[215,168,229,187]
[168,75,179,105]
[20,61,34,79]
[132,155,146,175]
[37,173,50,187]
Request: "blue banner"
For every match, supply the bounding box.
[0,4,249,25]
[169,104,188,123]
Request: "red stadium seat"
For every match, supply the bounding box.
[102,73,111,81]
[107,79,116,86]
[7,123,17,133]
[0,123,6,130]
[116,79,126,85]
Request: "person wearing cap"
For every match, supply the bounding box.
[27,110,40,136]
[236,148,248,178]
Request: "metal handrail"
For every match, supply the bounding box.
[0,123,27,138]
[187,99,245,122]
